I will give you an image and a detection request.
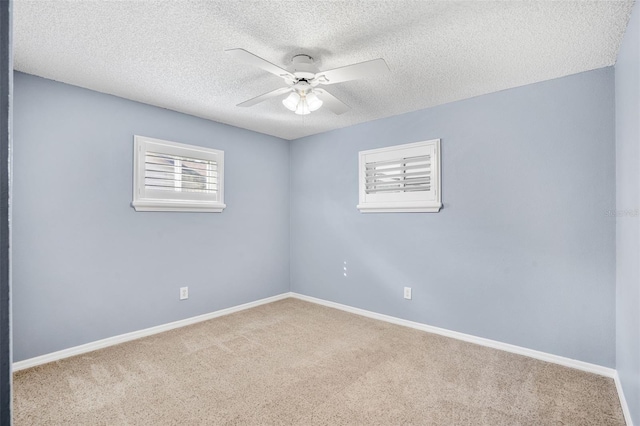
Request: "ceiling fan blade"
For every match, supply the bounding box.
[315,58,389,85]
[315,89,350,115]
[237,87,292,107]
[225,48,294,80]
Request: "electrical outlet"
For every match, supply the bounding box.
[404,287,412,300]
[180,287,188,300]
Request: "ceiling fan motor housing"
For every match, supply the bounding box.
[290,54,316,80]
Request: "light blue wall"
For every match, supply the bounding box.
[12,72,290,361]
[290,68,616,367]
[12,66,621,371]
[615,3,640,423]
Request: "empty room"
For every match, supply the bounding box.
[0,0,639,424]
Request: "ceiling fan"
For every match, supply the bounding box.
[225,48,389,115]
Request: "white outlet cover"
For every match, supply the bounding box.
[180,287,188,300]
[404,287,412,300]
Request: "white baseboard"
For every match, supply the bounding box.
[12,292,290,372]
[290,292,616,379]
[614,371,634,426]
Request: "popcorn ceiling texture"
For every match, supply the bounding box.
[13,0,633,140]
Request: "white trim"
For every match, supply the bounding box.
[356,204,442,213]
[12,292,290,372]
[289,292,616,378]
[614,371,634,425]
[131,199,226,212]
[358,139,442,214]
[132,135,225,213]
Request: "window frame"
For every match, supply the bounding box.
[357,139,442,213]
[132,135,226,213]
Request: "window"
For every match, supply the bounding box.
[132,135,225,212]
[357,139,441,213]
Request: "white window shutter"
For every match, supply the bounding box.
[132,136,226,212]
[144,152,218,195]
[357,139,442,213]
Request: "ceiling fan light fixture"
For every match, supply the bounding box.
[295,98,311,115]
[306,91,323,111]
[282,92,300,111]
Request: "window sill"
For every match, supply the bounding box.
[132,200,226,213]
[357,202,442,213]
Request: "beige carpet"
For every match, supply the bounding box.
[13,298,625,425]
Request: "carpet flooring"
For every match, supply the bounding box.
[13,298,625,425]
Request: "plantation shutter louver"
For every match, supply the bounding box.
[132,136,226,212]
[358,139,441,213]
[144,152,218,194]
[364,154,431,194]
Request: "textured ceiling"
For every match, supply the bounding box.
[13,1,634,140]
